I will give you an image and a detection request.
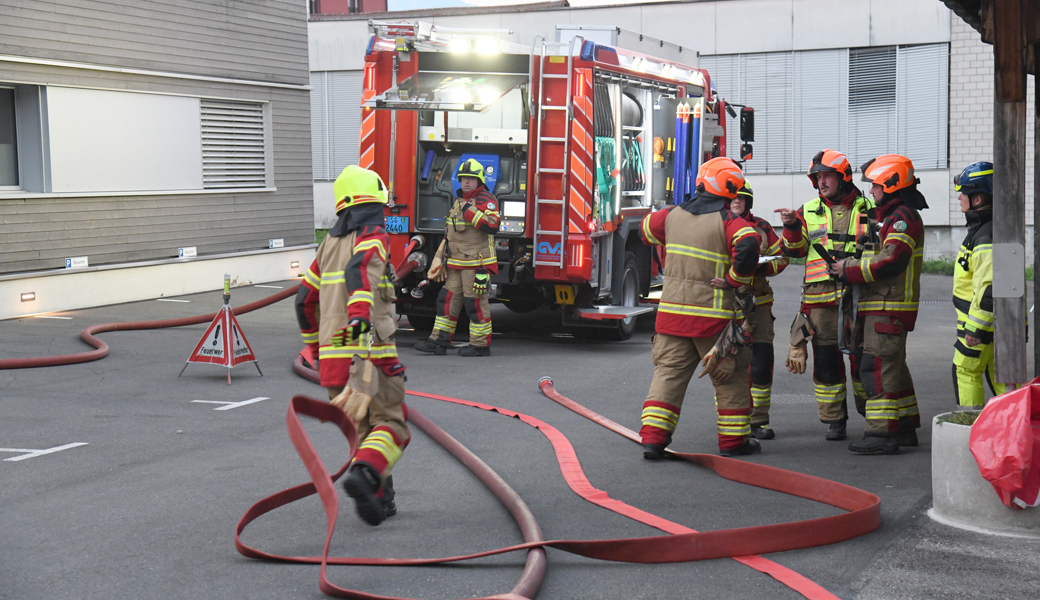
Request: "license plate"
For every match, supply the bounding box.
[384,216,409,234]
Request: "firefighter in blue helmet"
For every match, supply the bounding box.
[951,162,1008,406]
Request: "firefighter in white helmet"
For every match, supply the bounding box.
[296,165,408,525]
[638,157,762,459]
[415,158,502,357]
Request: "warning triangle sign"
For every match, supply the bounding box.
[181,305,263,383]
[227,311,258,367]
[187,308,229,365]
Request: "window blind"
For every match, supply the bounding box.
[793,49,848,173]
[847,47,897,170]
[897,44,949,169]
[200,99,267,189]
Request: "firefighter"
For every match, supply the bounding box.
[951,162,1007,405]
[729,180,789,439]
[638,157,762,459]
[827,155,926,454]
[296,165,409,525]
[776,149,873,442]
[414,158,502,357]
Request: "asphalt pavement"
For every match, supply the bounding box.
[2,272,1039,600]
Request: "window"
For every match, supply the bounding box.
[201,99,269,189]
[0,87,17,188]
[701,43,949,175]
[310,71,364,181]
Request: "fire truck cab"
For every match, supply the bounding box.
[359,21,754,340]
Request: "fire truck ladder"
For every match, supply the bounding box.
[530,35,582,269]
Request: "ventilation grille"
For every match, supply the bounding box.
[201,100,266,189]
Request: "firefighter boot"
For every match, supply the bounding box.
[720,438,762,457]
[413,339,447,355]
[825,421,847,441]
[848,435,900,455]
[343,462,388,526]
[642,434,672,461]
[895,430,919,447]
[751,425,775,440]
[458,345,491,357]
[382,475,397,517]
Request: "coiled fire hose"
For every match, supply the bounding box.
[0,286,299,370]
[273,358,879,600]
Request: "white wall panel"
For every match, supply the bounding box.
[309,21,371,71]
[792,0,871,51]
[640,3,716,57]
[715,0,793,55]
[869,0,951,47]
[47,87,202,193]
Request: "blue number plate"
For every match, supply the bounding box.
[384,216,409,234]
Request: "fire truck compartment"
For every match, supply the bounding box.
[573,305,656,320]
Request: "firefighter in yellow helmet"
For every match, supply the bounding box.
[775,150,874,442]
[296,165,409,525]
[415,158,502,357]
[728,180,789,439]
[637,158,762,458]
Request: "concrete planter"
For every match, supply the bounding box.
[928,413,1040,538]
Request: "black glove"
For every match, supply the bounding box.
[331,318,370,347]
[472,269,490,296]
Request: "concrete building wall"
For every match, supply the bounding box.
[0,0,314,277]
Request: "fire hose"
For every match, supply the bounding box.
[272,359,879,599]
[0,286,299,370]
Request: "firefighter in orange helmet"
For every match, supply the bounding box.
[827,155,927,454]
[775,149,874,442]
[414,158,502,357]
[729,180,789,439]
[638,158,762,458]
[296,165,409,524]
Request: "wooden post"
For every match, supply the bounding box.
[1029,9,1040,378]
[992,0,1028,384]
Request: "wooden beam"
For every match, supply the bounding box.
[1026,0,1040,46]
[992,0,1028,384]
[994,0,1026,101]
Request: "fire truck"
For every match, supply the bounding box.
[359,21,754,340]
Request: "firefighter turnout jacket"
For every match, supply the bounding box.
[640,203,760,337]
[782,188,875,307]
[297,221,402,387]
[841,197,924,331]
[747,211,789,306]
[445,188,501,273]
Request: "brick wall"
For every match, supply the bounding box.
[948,18,1036,257]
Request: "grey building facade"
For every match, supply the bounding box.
[0,0,314,309]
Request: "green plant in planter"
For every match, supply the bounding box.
[937,410,982,426]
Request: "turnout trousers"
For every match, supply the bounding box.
[640,332,753,451]
[809,305,865,424]
[749,303,775,426]
[855,316,920,436]
[952,338,1007,407]
[327,358,409,479]
[428,268,492,348]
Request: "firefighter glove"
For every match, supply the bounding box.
[786,344,808,374]
[332,318,370,347]
[330,388,373,424]
[472,269,490,296]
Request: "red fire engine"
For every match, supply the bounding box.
[359,21,754,340]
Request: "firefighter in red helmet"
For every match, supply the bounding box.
[415,158,502,357]
[638,157,762,458]
[296,165,409,525]
[775,149,874,442]
[827,154,927,454]
[729,179,789,439]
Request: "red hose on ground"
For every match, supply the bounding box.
[0,285,300,370]
[267,362,880,599]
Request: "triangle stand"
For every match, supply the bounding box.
[179,275,263,385]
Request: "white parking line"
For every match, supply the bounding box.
[254,285,283,289]
[192,397,269,411]
[157,298,191,303]
[1,442,89,462]
[34,315,73,319]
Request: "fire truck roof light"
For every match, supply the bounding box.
[475,38,501,55]
[449,38,470,54]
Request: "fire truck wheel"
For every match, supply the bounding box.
[503,298,541,314]
[600,252,640,341]
[406,314,436,332]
